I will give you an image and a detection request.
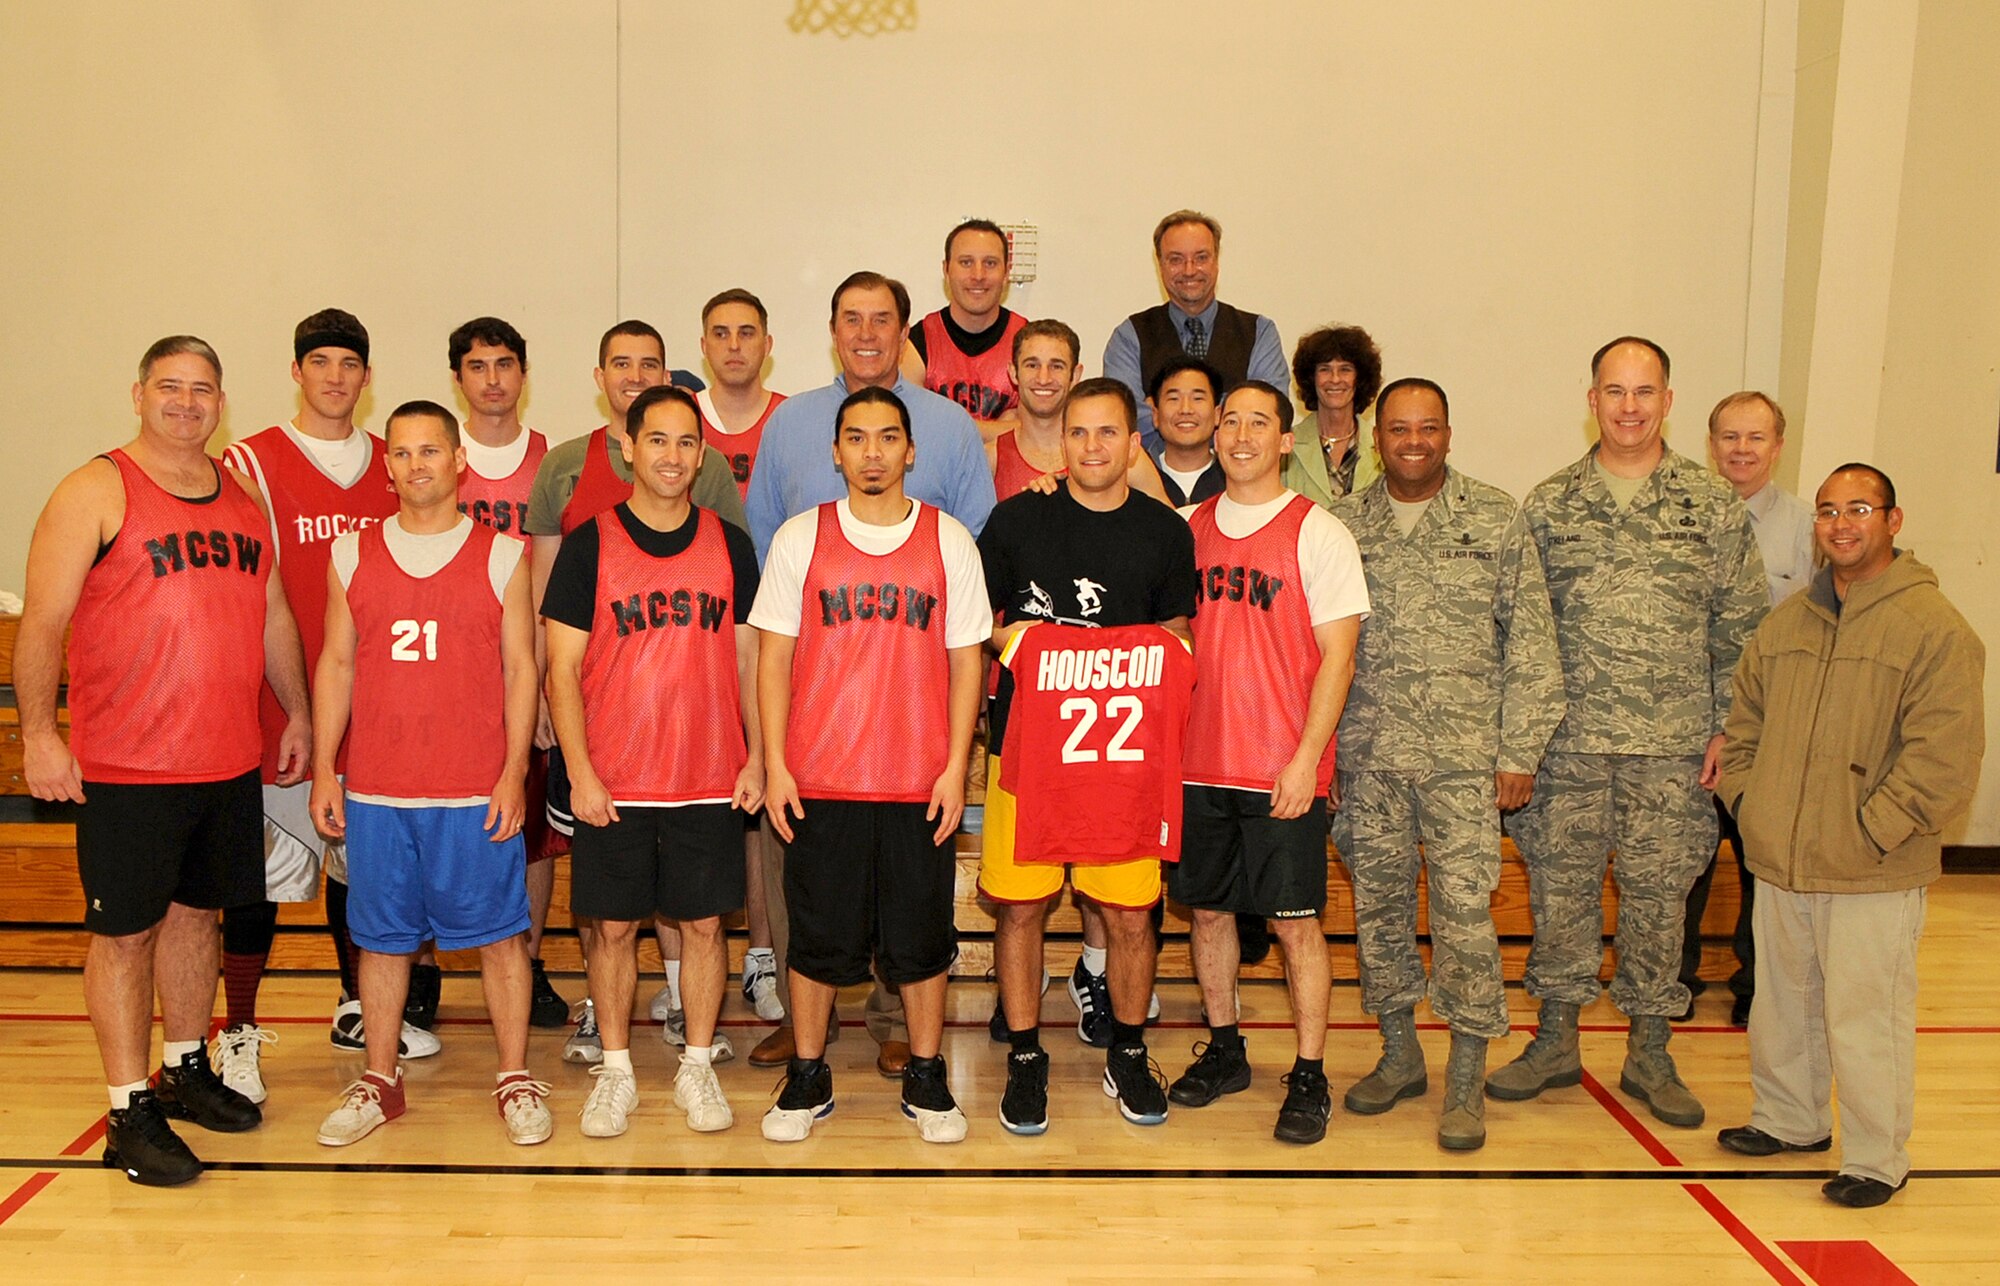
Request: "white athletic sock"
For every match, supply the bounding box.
[601,1048,634,1074]
[162,1038,202,1065]
[496,1068,530,1085]
[1080,945,1107,976]
[109,1080,147,1110]
[665,960,683,1010]
[683,1045,713,1066]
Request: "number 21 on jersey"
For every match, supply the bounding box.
[389,618,438,662]
[1059,695,1144,764]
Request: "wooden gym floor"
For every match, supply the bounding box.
[1,877,1996,1283]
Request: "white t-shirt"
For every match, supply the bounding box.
[332,514,523,597]
[749,499,990,648]
[1180,490,1370,627]
[285,423,372,487]
[1160,459,1211,499]
[462,428,533,480]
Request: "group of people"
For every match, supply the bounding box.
[16,212,1983,1212]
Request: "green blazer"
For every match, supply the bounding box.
[1283,406,1380,510]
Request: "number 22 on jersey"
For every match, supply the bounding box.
[1059,695,1144,763]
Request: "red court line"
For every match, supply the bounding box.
[1578,1068,1683,1167]
[59,1115,106,1157]
[1684,1183,1808,1285]
[0,1172,57,1227]
[1777,1241,1918,1286]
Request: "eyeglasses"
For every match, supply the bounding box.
[1813,503,1882,523]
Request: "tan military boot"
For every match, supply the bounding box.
[1484,1000,1582,1100]
[1343,1008,1427,1114]
[1437,1032,1488,1151]
[1620,1015,1704,1127]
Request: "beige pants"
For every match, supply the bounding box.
[759,815,906,1045]
[1749,879,1925,1185]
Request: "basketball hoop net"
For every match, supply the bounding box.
[788,0,918,37]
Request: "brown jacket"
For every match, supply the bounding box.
[1718,551,1985,894]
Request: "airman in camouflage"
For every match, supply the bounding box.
[1488,338,1767,1131]
[1330,378,1565,1151]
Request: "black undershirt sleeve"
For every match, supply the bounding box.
[539,520,601,632]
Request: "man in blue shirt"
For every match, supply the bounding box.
[1102,211,1288,453]
[746,271,995,560]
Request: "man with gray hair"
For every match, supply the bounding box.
[20,336,307,1184]
[1102,210,1289,452]
[1678,391,1816,1026]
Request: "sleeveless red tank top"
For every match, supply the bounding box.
[68,450,271,783]
[458,429,547,539]
[342,522,507,800]
[920,311,1026,420]
[560,428,633,536]
[1183,494,1336,794]
[788,503,951,802]
[580,508,745,802]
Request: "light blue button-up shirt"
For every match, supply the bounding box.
[744,374,995,562]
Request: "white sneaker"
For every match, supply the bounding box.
[563,1000,603,1064]
[649,985,675,1021]
[493,1075,553,1145]
[674,1058,734,1132]
[317,1071,403,1147]
[743,954,786,1021]
[661,1019,735,1063]
[578,1065,638,1138]
[1147,990,1162,1022]
[329,999,440,1059]
[212,1023,277,1105]
[905,1101,969,1144]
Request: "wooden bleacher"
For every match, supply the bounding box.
[0,614,1745,978]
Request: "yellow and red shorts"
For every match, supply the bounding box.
[976,756,1162,909]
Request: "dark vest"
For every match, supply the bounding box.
[1131,301,1261,398]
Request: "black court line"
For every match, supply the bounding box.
[6,1156,1998,1182]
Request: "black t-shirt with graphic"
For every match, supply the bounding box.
[976,483,1197,754]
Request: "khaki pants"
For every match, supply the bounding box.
[1749,879,1924,1185]
[759,815,907,1045]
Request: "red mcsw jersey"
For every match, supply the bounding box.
[580,508,744,803]
[342,523,506,800]
[998,624,1195,865]
[787,503,950,802]
[223,426,396,779]
[560,428,633,536]
[991,430,1060,501]
[458,429,547,538]
[67,450,270,783]
[1183,494,1337,795]
[697,391,785,500]
[919,310,1026,420]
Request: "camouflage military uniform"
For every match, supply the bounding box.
[1331,468,1564,1038]
[1513,447,1766,1017]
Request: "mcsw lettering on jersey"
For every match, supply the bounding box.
[1036,644,1166,694]
[460,498,529,534]
[943,381,1011,420]
[1200,564,1285,610]
[817,582,938,630]
[145,529,265,578]
[609,588,730,636]
[293,512,383,545]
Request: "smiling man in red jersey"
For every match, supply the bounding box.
[20,336,307,1185]
[903,219,1027,439]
